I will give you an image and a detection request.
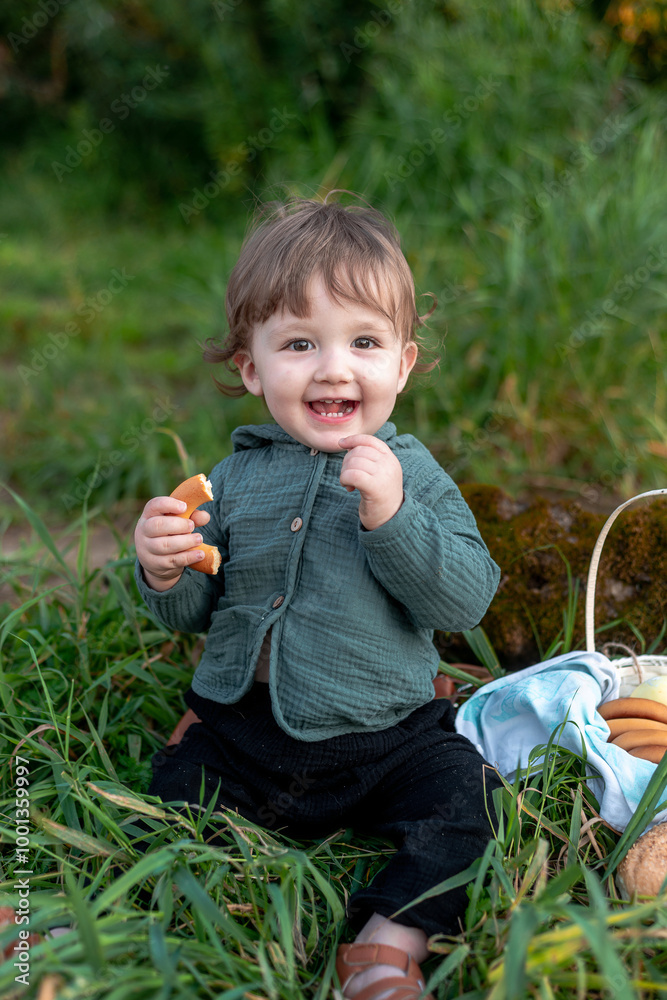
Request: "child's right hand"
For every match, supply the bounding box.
[135,497,211,592]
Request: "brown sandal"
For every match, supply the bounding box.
[335,941,434,1000]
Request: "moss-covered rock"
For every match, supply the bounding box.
[436,485,667,670]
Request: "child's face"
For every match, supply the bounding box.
[234,274,418,452]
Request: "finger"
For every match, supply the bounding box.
[142,514,197,538]
[145,530,205,554]
[162,547,206,572]
[340,463,375,484]
[341,445,382,464]
[143,496,189,518]
[183,547,206,565]
[338,434,389,453]
[190,510,211,527]
[340,466,374,493]
[143,545,206,576]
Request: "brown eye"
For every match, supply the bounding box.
[288,339,312,352]
[354,337,375,349]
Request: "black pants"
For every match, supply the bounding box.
[146,683,501,938]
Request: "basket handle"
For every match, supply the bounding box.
[585,488,667,653]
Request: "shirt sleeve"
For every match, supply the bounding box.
[133,465,228,634]
[134,558,223,634]
[358,470,500,631]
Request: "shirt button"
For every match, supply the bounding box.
[272,596,284,608]
[290,517,303,532]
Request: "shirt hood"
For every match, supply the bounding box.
[231,421,398,453]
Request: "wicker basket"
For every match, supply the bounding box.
[585,488,667,697]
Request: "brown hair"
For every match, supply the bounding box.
[203,193,439,396]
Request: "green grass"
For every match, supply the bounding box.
[2,499,667,998]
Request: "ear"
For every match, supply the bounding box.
[233,350,264,397]
[397,340,419,392]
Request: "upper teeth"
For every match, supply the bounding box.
[313,399,355,417]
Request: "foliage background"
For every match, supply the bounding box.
[1,0,667,520]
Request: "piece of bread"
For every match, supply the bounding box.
[193,544,222,575]
[617,823,667,898]
[170,473,213,517]
[599,697,667,726]
[629,745,667,763]
[612,729,667,752]
[170,473,220,575]
[606,716,667,739]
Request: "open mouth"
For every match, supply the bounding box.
[307,399,359,419]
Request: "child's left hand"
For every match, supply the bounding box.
[339,435,404,530]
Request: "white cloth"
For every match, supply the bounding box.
[455,651,667,832]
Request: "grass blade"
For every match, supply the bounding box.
[1,482,76,582]
[462,626,503,678]
[603,750,667,877]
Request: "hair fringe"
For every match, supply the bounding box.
[204,193,442,395]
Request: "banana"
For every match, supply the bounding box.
[598,697,667,726]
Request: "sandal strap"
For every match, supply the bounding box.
[336,942,433,1000]
[341,980,427,1000]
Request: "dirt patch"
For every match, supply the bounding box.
[0,509,139,607]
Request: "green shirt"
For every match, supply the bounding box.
[135,421,500,740]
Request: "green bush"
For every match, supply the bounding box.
[2,0,667,514]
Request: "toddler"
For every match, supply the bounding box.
[134,196,501,1000]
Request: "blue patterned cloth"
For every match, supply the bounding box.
[455,651,667,832]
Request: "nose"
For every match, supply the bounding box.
[313,346,353,386]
